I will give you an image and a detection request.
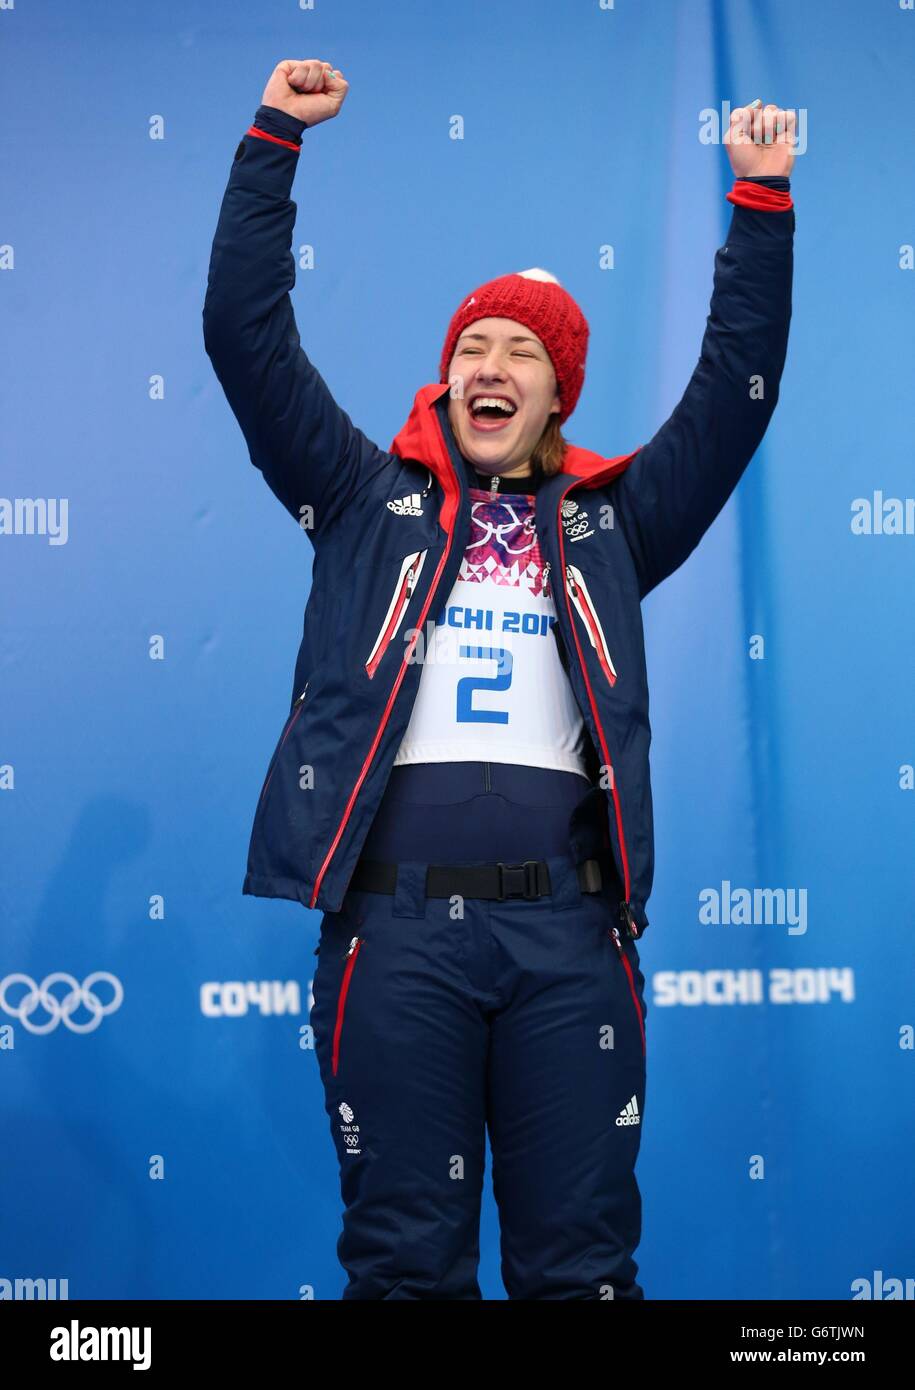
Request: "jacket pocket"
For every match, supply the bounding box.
[565,563,617,687]
[332,935,363,1077]
[256,682,309,810]
[610,926,646,1057]
[365,549,427,679]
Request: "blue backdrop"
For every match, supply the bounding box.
[2,0,913,1300]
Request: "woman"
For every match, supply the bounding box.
[203,60,795,1299]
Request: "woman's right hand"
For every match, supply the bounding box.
[260,59,349,127]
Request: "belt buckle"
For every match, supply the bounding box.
[497,860,541,901]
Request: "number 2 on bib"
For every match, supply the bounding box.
[455,645,513,724]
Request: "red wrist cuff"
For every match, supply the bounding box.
[726,179,793,212]
[245,124,302,153]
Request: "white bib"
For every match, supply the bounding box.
[394,488,587,776]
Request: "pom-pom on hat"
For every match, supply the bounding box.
[438,268,590,424]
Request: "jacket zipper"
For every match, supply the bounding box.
[331,935,363,1077]
[610,926,646,1056]
[565,563,617,686]
[365,549,427,678]
[555,486,640,939]
[309,471,462,908]
[257,681,309,810]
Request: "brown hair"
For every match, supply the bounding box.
[531,413,570,477]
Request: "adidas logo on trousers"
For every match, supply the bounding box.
[616,1094,641,1127]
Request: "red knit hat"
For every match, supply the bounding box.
[438,268,589,424]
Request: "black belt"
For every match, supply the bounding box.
[351,855,612,903]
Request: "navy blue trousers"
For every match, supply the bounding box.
[311,763,648,1300]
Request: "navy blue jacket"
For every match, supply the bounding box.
[202,106,794,937]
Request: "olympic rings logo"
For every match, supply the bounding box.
[564,517,591,537]
[0,972,124,1034]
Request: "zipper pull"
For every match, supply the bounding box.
[565,563,577,596]
[619,901,640,940]
[342,935,361,960]
[610,926,623,956]
[405,565,417,597]
[294,681,309,707]
[542,560,551,596]
[490,474,500,496]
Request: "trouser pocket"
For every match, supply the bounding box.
[312,899,365,1079]
[609,925,646,1057]
[330,934,364,1078]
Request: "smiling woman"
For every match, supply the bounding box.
[441,270,585,481]
[203,57,795,1302]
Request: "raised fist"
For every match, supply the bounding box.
[724,99,796,179]
[261,59,349,128]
